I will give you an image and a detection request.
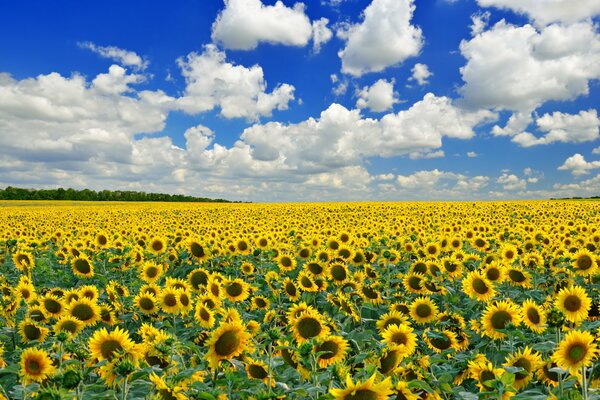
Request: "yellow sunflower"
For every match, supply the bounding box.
[424,328,458,354]
[53,315,84,338]
[330,374,393,400]
[19,318,49,344]
[291,309,330,344]
[158,287,181,314]
[66,297,101,326]
[381,324,417,359]
[503,346,542,390]
[13,251,34,274]
[521,299,547,333]
[134,292,159,315]
[40,293,65,318]
[277,253,297,272]
[223,278,250,302]
[462,270,496,302]
[481,300,521,340]
[139,261,163,284]
[88,326,136,362]
[552,329,598,372]
[20,347,56,384]
[245,358,271,385]
[555,285,591,324]
[283,278,300,301]
[376,310,410,333]
[204,320,252,368]
[194,303,216,329]
[188,267,209,291]
[314,335,349,368]
[148,236,167,255]
[71,255,94,278]
[409,296,439,324]
[571,248,598,276]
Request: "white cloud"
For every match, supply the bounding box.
[459,21,600,112]
[79,42,148,70]
[523,167,543,183]
[211,0,312,50]
[395,170,490,194]
[592,146,600,155]
[491,112,532,137]
[470,11,491,36]
[91,64,146,95]
[312,18,333,53]
[410,63,432,86]
[497,173,527,190]
[397,169,458,188]
[337,0,423,76]
[558,153,600,176]
[356,79,398,112]
[553,173,600,196]
[175,45,295,120]
[409,150,445,160]
[467,151,477,157]
[477,0,600,26]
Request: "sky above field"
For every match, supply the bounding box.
[1,0,600,201]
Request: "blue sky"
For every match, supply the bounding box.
[1,0,599,201]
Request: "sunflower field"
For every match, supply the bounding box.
[0,201,599,400]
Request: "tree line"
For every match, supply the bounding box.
[0,186,232,202]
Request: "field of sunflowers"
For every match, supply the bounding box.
[0,200,598,400]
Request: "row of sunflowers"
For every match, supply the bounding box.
[0,201,598,399]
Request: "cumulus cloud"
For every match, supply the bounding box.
[79,42,148,70]
[175,45,295,120]
[211,0,313,50]
[558,154,600,176]
[470,11,491,36]
[356,79,398,112]
[497,173,527,190]
[459,21,600,112]
[467,151,477,157]
[593,146,600,155]
[312,18,333,53]
[410,63,432,85]
[337,0,423,76]
[477,0,600,26]
[409,150,445,160]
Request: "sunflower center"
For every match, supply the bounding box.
[100,339,124,360]
[475,239,485,248]
[214,330,241,357]
[23,324,41,340]
[139,297,154,311]
[490,310,511,330]
[330,265,347,281]
[190,271,208,289]
[445,262,458,272]
[513,358,531,379]
[563,295,582,312]
[237,241,248,251]
[383,318,403,331]
[97,235,108,246]
[179,293,190,307]
[429,334,451,350]
[60,320,78,333]
[316,340,339,360]
[345,389,378,400]
[472,278,489,294]
[379,350,400,374]
[577,255,592,270]
[391,331,408,345]
[415,304,432,318]
[508,270,526,282]
[44,298,61,314]
[505,250,515,259]
[71,304,94,321]
[408,276,422,290]
[248,364,268,379]
[27,359,41,374]
[480,370,496,390]
[227,282,243,297]
[339,249,351,259]
[199,308,210,321]
[362,286,378,299]
[526,308,540,324]
[146,266,158,278]
[285,282,297,297]
[164,293,178,307]
[280,257,293,268]
[151,241,164,252]
[486,268,500,281]
[74,259,91,274]
[297,317,322,339]
[567,344,586,363]
[190,242,205,258]
[308,263,323,275]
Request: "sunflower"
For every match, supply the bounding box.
[291,309,330,344]
[283,278,300,301]
[552,329,598,372]
[481,261,505,283]
[503,346,542,390]
[381,324,417,359]
[314,335,349,368]
[277,254,297,272]
[468,359,508,395]
[53,315,84,338]
[71,255,94,278]
[79,285,99,301]
[159,287,181,315]
[195,303,215,329]
[500,244,518,263]
[224,278,250,302]
[187,238,208,261]
[40,293,65,318]
[462,270,496,302]
[13,251,34,273]
[424,328,458,354]
[251,296,270,311]
[403,272,426,294]
[328,263,350,284]
[441,256,462,280]
[177,289,193,315]
[89,326,136,362]
[188,267,209,290]
[19,319,49,343]
[571,248,598,276]
[297,271,318,292]
[393,381,419,400]
[330,374,393,400]
[555,285,591,324]
[99,305,117,325]
[95,232,110,248]
[134,293,159,315]
[377,348,404,375]
[149,372,188,400]
[245,358,271,385]
[240,262,255,275]
[481,300,521,340]
[67,297,101,326]
[376,310,409,333]
[537,360,560,387]
[139,262,163,284]
[410,297,439,324]
[148,237,167,255]
[15,279,36,303]
[205,320,252,368]
[521,299,547,333]
[505,267,532,288]
[20,347,56,384]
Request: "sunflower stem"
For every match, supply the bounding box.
[169,314,176,375]
[581,366,587,400]
[267,342,273,396]
[121,375,129,400]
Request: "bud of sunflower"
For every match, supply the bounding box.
[547,307,566,328]
[268,328,281,341]
[61,368,82,389]
[56,331,69,343]
[115,357,137,377]
[31,387,61,400]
